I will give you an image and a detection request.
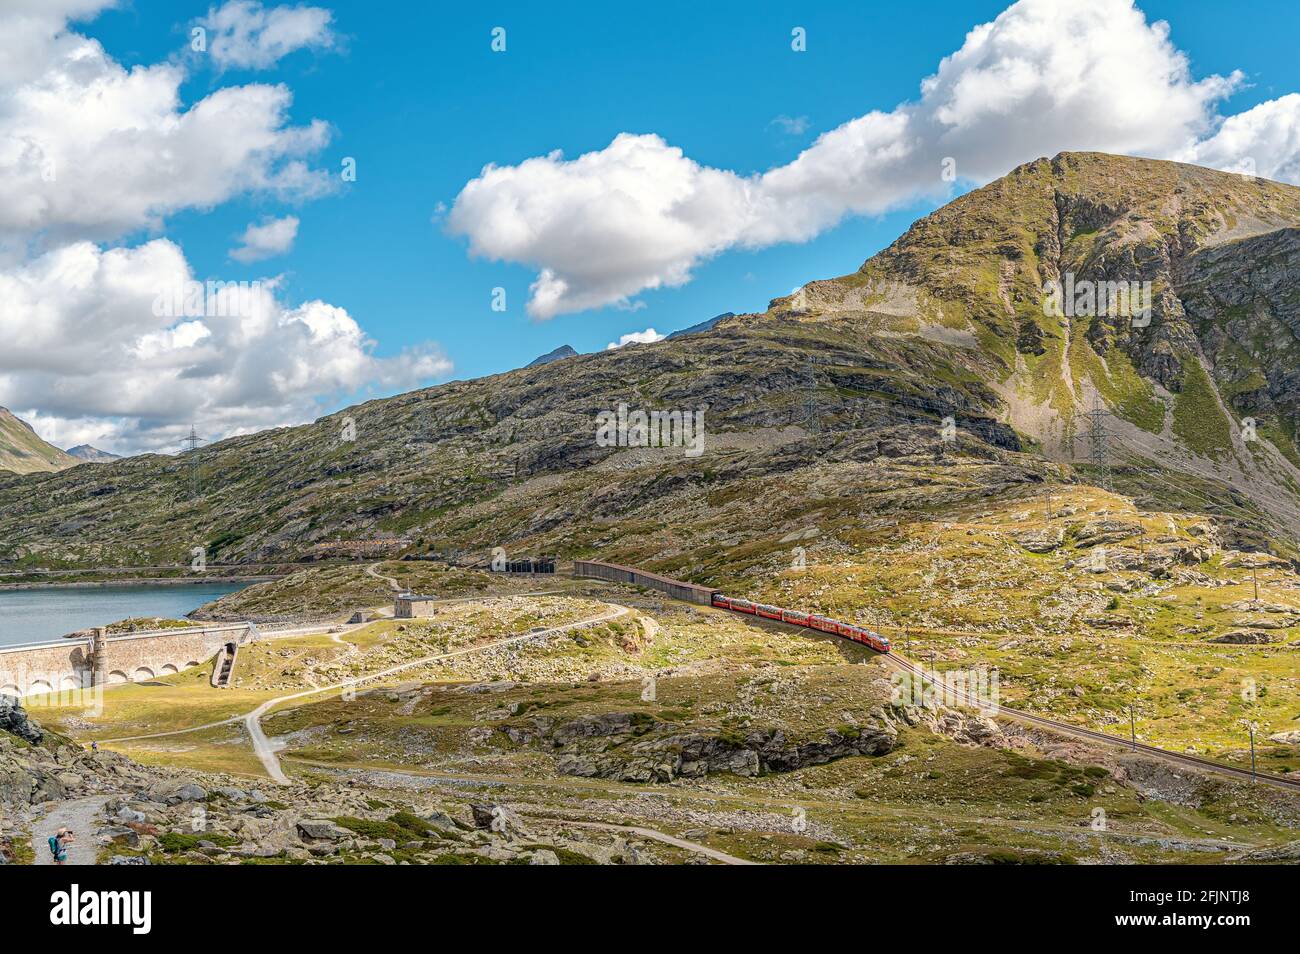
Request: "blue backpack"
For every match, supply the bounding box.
[48,836,60,858]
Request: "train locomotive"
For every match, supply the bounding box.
[710,593,891,653]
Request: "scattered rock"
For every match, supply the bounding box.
[296,820,350,841]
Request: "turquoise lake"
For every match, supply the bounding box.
[0,583,249,646]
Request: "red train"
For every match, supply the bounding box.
[710,593,891,653]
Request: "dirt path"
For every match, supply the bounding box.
[285,757,1257,854]
[555,819,758,865]
[366,562,403,592]
[246,603,628,783]
[30,796,111,865]
[103,604,630,784]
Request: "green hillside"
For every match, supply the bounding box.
[2,153,1300,569]
[0,407,79,475]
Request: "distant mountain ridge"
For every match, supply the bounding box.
[668,313,734,339]
[66,444,121,463]
[0,407,79,474]
[525,345,579,368]
[3,152,1300,568]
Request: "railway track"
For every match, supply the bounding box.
[884,653,1300,793]
[695,583,1300,794]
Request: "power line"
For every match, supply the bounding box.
[1114,442,1300,529]
[1115,450,1300,537]
[1081,394,1112,490]
[181,424,205,498]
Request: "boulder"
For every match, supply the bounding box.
[0,703,43,744]
[296,820,350,841]
[423,811,461,834]
[1208,631,1278,644]
[1073,520,1142,548]
[470,803,523,833]
[1015,528,1064,553]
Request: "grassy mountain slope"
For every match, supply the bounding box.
[0,407,79,474]
[1,152,1299,570]
[761,152,1300,535]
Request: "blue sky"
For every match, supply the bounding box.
[86,0,1300,376]
[7,0,1300,452]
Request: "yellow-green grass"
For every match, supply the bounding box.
[39,598,628,763]
[32,630,364,740]
[279,704,1287,863]
[108,723,267,777]
[735,486,1300,773]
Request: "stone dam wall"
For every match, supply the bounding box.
[0,624,252,699]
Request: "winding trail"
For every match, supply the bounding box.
[30,796,111,866]
[103,604,630,784]
[366,562,403,592]
[553,819,758,865]
[287,757,1256,854]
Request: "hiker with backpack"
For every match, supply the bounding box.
[48,828,74,865]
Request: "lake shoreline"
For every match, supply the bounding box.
[0,575,279,592]
[0,580,258,646]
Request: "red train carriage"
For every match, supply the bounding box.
[712,594,756,614]
[866,630,891,653]
[711,594,890,654]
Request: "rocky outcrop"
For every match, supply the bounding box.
[1208,630,1281,644]
[505,711,898,783]
[0,702,43,745]
[1072,520,1143,548]
[1015,527,1064,553]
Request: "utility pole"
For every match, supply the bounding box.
[181,424,204,498]
[1129,703,1137,751]
[1083,394,1112,491]
[1253,564,1260,603]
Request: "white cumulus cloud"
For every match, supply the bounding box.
[447,0,1277,319]
[198,1,338,71]
[0,0,334,250]
[606,328,666,350]
[1181,93,1300,184]
[0,3,450,453]
[230,214,299,262]
[0,240,452,453]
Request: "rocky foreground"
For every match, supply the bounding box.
[0,703,674,865]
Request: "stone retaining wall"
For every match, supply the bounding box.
[572,560,718,605]
[0,624,251,699]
